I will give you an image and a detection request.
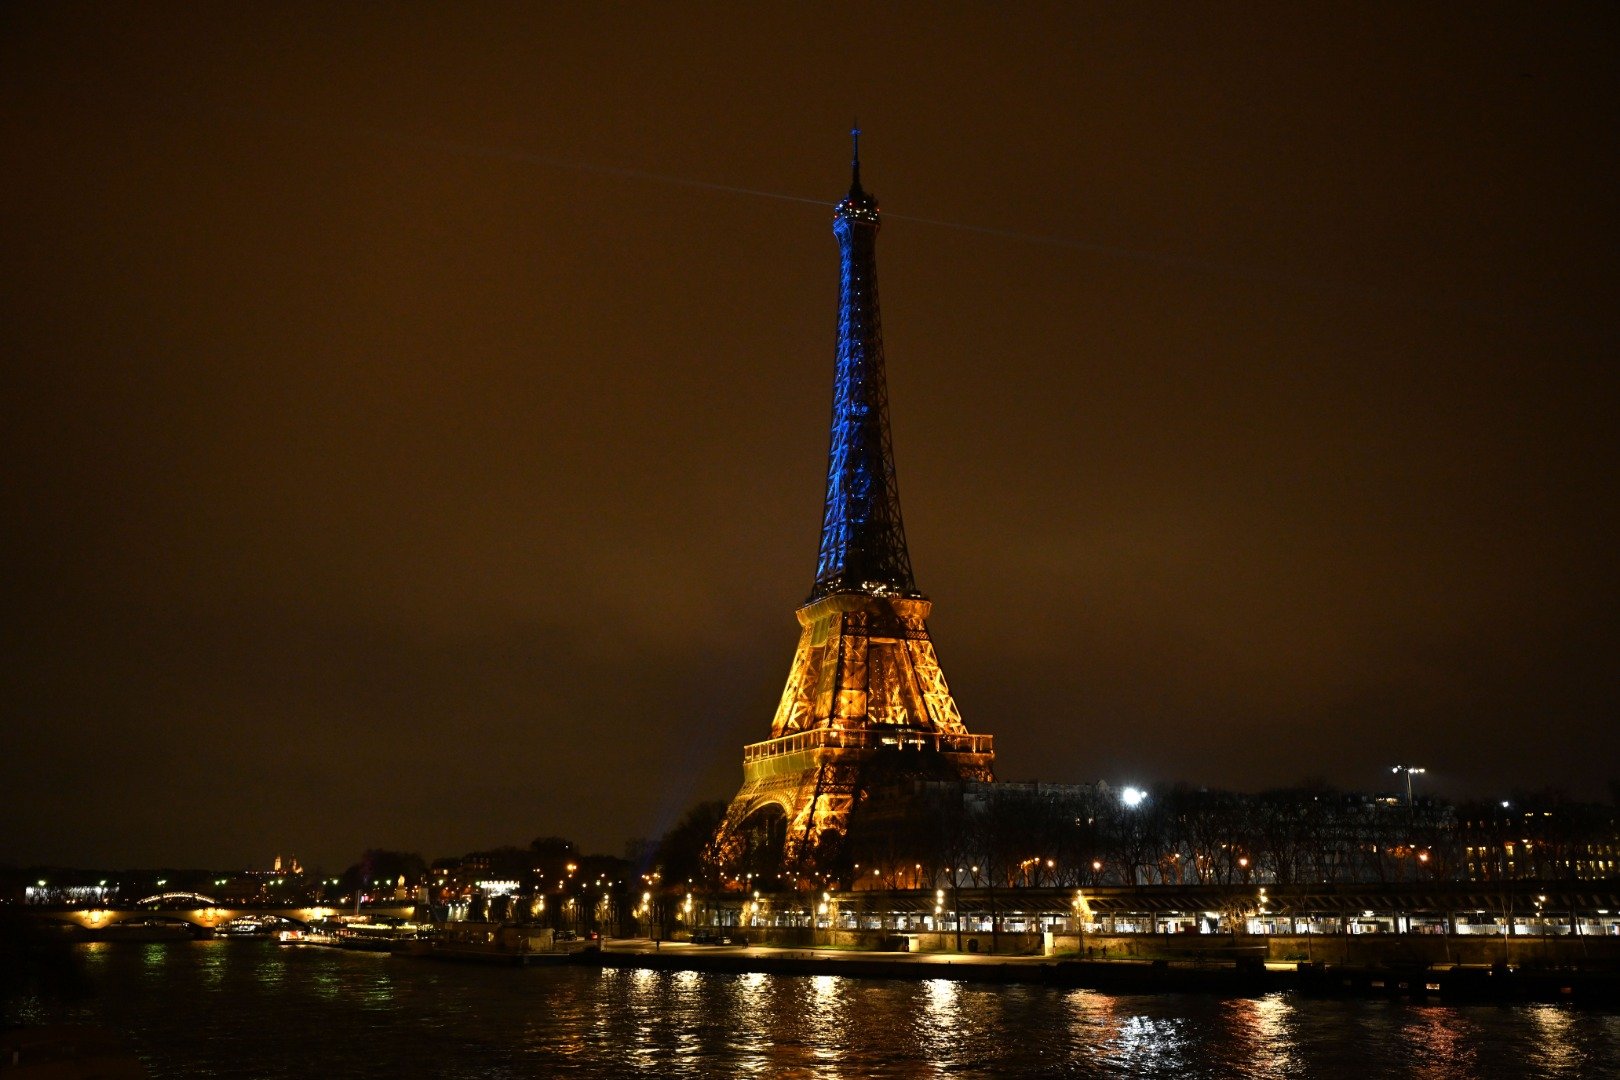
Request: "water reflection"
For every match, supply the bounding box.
[1402,1003,1481,1080]
[804,973,848,1069]
[139,943,165,972]
[1220,994,1298,1078]
[728,970,775,1073]
[307,964,342,1004]
[620,968,662,1071]
[33,943,1620,1079]
[1526,1002,1599,1078]
[914,979,965,1074]
[1067,987,1121,1059]
[1106,1012,1196,1074]
[198,943,224,984]
[354,969,395,1009]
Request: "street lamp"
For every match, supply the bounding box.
[1392,765,1427,807]
[1121,787,1147,808]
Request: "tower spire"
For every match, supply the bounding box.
[850,122,863,195]
[812,130,914,601]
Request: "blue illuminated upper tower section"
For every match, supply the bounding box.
[809,129,919,602]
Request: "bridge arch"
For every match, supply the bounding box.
[135,891,221,907]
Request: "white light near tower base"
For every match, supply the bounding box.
[1121,787,1147,808]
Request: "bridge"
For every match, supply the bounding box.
[25,892,419,933]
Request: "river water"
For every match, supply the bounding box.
[17,940,1620,1078]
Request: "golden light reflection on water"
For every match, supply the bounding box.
[922,977,958,1020]
[621,967,663,1071]
[1220,994,1298,1078]
[58,944,1620,1076]
[760,973,852,1079]
[1400,1003,1482,1080]
[520,970,591,1059]
[727,971,776,1075]
[913,978,967,1071]
[575,967,621,1051]
[1066,988,1121,1060]
[629,966,659,991]
[805,973,847,1060]
[1527,1003,1582,1076]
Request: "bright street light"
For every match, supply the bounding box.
[1391,765,1426,806]
[1121,787,1147,808]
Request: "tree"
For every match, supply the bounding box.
[340,850,426,895]
[654,801,727,888]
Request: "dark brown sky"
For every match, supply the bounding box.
[3,5,1616,871]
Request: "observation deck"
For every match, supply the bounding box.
[742,726,994,783]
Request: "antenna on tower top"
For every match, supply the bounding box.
[850,121,862,191]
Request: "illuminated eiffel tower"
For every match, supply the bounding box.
[710,131,995,880]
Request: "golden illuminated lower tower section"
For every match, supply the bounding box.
[714,593,994,872]
[710,131,994,878]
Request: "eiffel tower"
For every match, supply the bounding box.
[710,131,995,881]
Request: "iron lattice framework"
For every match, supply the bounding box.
[710,133,994,881]
[810,131,915,601]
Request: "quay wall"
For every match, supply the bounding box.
[733,927,1044,955]
[1063,933,1620,968]
[731,927,1620,966]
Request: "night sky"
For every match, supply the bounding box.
[4,7,1616,872]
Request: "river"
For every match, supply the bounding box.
[14,940,1620,1077]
